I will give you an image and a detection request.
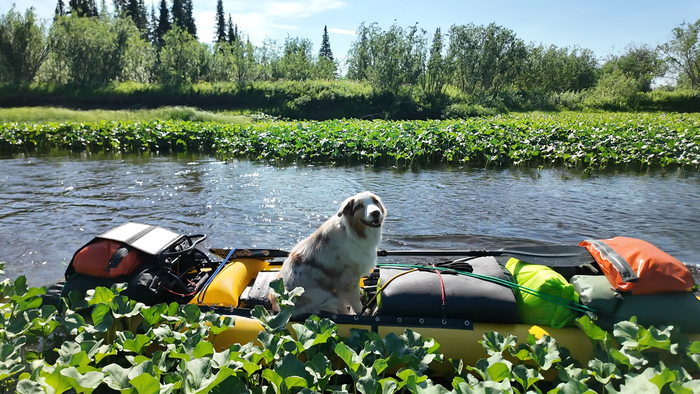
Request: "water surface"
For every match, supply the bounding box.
[1,153,698,286]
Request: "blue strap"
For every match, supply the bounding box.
[196,248,236,304]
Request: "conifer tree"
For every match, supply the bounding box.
[171,0,184,29]
[183,0,196,37]
[126,0,148,31]
[215,0,226,43]
[227,14,238,44]
[148,2,158,44]
[156,0,170,47]
[319,25,333,61]
[55,0,66,17]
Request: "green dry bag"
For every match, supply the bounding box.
[506,258,580,328]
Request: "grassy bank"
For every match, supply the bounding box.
[1,112,698,171]
[0,106,252,124]
[2,81,699,120]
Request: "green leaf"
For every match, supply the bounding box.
[481,332,518,356]
[261,369,283,393]
[193,340,214,358]
[275,352,312,382]
[380,377,399,394]
[130,373,162,394]
[511,364,543,390]
[102,363,133,391]
[91,303,114,332]
[122,334,153,354]
[335,342,362,372]
[15,379,45,394]
[587,359,620,385]
[60,368,105,393]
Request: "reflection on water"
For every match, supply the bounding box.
[1,152,698,286]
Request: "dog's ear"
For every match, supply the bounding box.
[338,197,354,217]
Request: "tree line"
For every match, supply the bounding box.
[0,2,698,113]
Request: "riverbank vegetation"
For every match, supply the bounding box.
[0,265,698,393]
[0,6,699,118]
[2,112,698,171]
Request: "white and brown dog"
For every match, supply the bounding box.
[273,191,386,316]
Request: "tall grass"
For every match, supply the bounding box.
[0,106,252,124]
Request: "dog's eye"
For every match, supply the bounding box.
[353,203,364,212]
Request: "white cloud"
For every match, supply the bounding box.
[198,1,348,46]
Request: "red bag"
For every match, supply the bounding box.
[579,237,695,295]
[72,239,143,278]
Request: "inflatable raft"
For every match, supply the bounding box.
[58,223,700,372]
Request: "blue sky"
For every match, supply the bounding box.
[9,0,700,66]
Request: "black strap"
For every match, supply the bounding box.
[107,244,134,272]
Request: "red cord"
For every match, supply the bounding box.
[432,264,446,310]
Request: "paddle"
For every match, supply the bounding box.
[209,244,596,267]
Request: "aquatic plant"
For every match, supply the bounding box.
[1,112,698,170]
[1,267,699,393]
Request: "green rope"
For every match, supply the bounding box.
[376,263,596,314]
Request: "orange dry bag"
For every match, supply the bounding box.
[71,239,143,278]
[579,237,694,295]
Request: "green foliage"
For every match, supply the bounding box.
[0,6,49,84]
[2,112,697,171]
[46,13,143,86]
[156,26,210,85]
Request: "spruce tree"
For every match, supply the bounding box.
[215,0,226,43]
[171,0,185,30]
[156,0,171,47]
[319,25,333,61]
[183,0,196,37]
[227,14,238,44]
[148,2,158,45]
[55,0,66,17]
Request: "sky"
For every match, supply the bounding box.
[7,0,700,68]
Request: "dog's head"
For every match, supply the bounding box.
[338,191,386,238]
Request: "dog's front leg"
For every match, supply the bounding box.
[338,282,364,315]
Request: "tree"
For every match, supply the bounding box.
[0,6,50,84]
[124,0,148,33]
[601,44,664,92]
[171,0,184,29]
[183,0,196,38]
[48,13,141,85]
[156,26,210,85]
[426,27,446,94]
[521,44,598,94]
[447,23,527,98]
[147,2,157,45]
[281,36,313,80]
[55,0,67,18]
[346,22,372,81]
[659,19,700,89]
[68,0,98,17]
[155,0,170,47]
[214,0,226,43]
[319,25,333,61]
[226,14,238,44]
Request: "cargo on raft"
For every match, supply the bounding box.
[56,223,700,373]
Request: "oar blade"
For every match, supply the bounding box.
[500,245,596,266]
[209,248,290,260]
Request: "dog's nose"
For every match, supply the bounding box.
[371,210,381,219]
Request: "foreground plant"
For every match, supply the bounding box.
[1,266,699,393]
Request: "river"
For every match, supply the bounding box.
[1,152,698,287]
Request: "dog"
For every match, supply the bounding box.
[272,191,386,316]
